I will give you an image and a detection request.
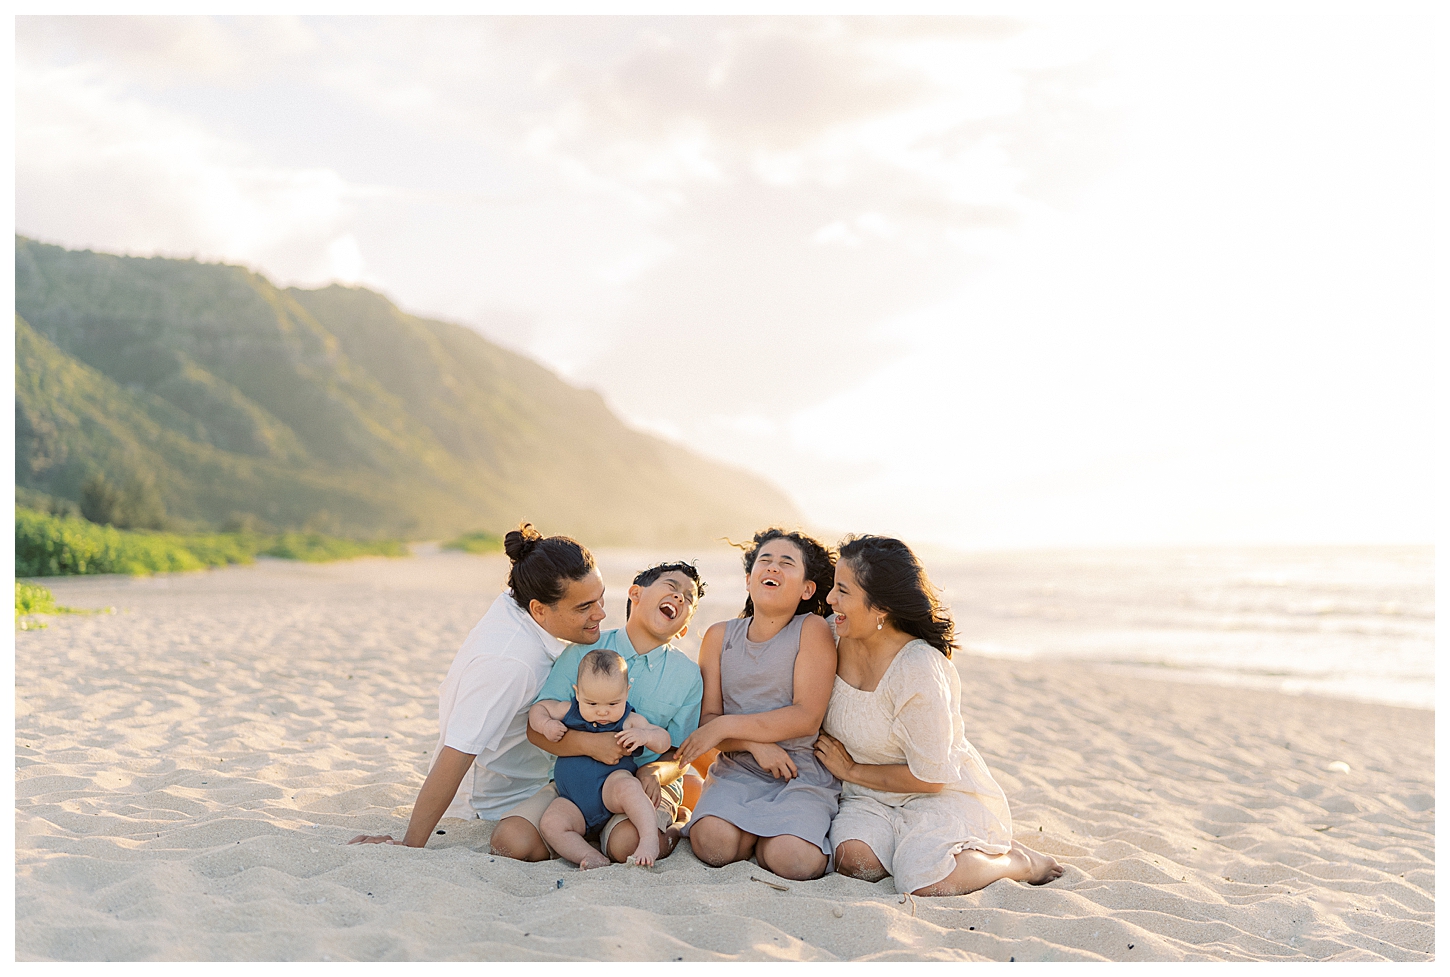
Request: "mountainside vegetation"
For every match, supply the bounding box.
[15,236,800,545]
[15,506,405,577]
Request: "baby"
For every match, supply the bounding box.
[528,649,672,868]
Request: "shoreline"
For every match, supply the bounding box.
[22,540,1434,714]
[16,553,1435,960]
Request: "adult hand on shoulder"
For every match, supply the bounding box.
[812,732,857,782]
[747,741,798,780]
[347,834,403,845]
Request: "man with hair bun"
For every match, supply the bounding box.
[348,522,606,850]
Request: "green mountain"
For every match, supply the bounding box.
[14,236,801,545]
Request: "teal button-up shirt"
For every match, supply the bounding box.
[535,627,704,765]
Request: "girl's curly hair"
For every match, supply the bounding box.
[732,527,836,619]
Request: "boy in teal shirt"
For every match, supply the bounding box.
[528,561,706,862]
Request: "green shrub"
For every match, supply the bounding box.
[13,580,91,629]
[264,533,407,562]
[442,530,504,554]
[14,507,406,576]
[16,507,214,575]
[15,580,59,620]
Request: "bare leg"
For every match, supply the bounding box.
[605,777,681,863]
[539,798,610,870]
[688,815,757,867]
[605,820,679,863]
[833,840,890,882]
[601,770,661,866]
[604,822,676,864]
[489,816,550,862]
[755,834,829,881]
[912,840,1064,896]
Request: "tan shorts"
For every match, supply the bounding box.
[498,782,559,857]
[598,777,684,855]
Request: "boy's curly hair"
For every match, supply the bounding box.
[625,561,707,620]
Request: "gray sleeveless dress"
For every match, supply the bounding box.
[682,614,841,855]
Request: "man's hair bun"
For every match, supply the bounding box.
[504,523,543,563]
[502,522,597,610]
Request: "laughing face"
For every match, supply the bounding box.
[747,538,814,613]
[627,569,700,642]
[826,558,875,638]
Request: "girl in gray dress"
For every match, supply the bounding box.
[677,528,841,881]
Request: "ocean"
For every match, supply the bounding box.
[927,545,1434,710]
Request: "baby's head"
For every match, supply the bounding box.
[573,648,630,725]
[625,561,706,643]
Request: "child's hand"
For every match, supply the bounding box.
[678,717,731,766]
[619,726,671,755]
[747,741,798,780]
[541,718,568,742]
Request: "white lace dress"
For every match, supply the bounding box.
[823,639,1013,894]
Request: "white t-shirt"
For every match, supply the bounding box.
[433,591,569,819]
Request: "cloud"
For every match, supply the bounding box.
[944,59,1121,209]
[15,58,379,285]
[584,174,968,408]
[583,21,930,149]
[325,235,366,283]
[512,20,1103,431]
[16,15,316,88]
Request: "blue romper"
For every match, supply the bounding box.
[554,700,640,831]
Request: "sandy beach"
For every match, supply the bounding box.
[15,549,1434,961]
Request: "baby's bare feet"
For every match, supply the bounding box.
[1012,840,1064,885]
[630,830,661,867]
[578,850,611,870]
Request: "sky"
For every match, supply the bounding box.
[13,13,1439,550]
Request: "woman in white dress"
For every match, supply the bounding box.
[812,536,1064,896]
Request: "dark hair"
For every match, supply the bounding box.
[734,527,835,619]
[838,535,956,658]
[504,522,596,610]
[625,561,707,620]
[578,648,628,682]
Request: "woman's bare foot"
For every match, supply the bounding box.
[1012,840,1064,885]
[578,850,611,870]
